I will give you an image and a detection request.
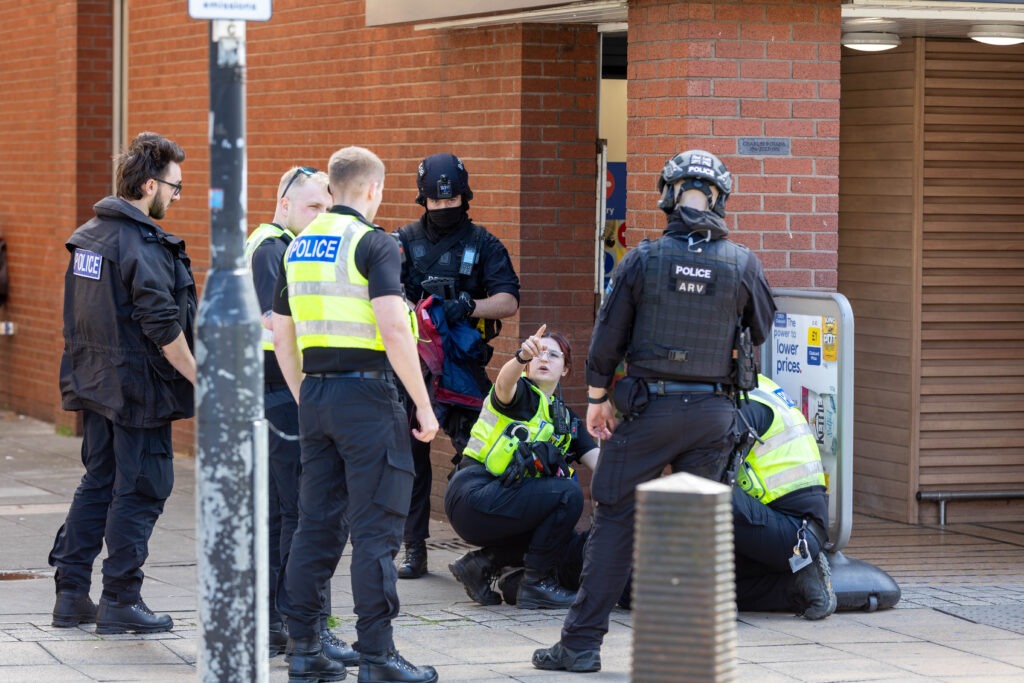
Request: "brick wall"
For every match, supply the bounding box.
[627,0,841,291]
[0,1,113,429]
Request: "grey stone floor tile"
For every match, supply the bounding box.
[40,639,186,665]
[0,641,57,665]
[74,664,197,681]
[763,656,927,682]
[0,665,94,682]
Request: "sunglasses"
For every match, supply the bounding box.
[281,166,318,198]
[153,178,182,197]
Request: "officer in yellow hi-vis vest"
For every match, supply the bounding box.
[733,374,836,620]
[270,146,440,683]
[443,325,599,610]
[244,167,360,663]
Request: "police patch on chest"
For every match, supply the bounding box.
[670,261,715,294]
[73,248,103,280]
[288,235,341,263]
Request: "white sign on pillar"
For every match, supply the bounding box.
[188,0,271,22]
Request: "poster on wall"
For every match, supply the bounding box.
[762,291,854,551]
[602,162,627,291]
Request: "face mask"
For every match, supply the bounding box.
[426,206,464,231]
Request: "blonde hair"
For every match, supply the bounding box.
[328,147,385,196]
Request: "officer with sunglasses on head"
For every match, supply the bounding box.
[244,166,361,663]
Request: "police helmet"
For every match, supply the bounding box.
[657,149,732,217]
[415,153,473,206]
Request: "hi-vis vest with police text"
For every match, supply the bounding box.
[627,234,747,382]
[463,380,571,477]
[737,376,826,504]
[284,213,409,352]
[244,223,294,351]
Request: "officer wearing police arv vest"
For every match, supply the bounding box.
[50,132,195,635]
[534,149,777,673]
[271,146,440,683]
[734,374,836,619]
[444,325,600,609]
[393,153,520,580]
[244,167,359,664]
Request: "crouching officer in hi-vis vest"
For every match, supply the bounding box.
[244,167,359,663]
[271,146,440,683]
[444,325,599,609]
[733,374,836,620]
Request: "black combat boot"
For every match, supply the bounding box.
[358,648,437,683]
[792,552,837,620]
[52,590,97,628]
[287,636,348,683]
[533,641,601,673]
[269,621,289,658]
[95,596,173,634]
[396,541,427,579]
[320,627,360,666]
[448,550,501,605]
[516,569,577,610]
[496,567,524,606]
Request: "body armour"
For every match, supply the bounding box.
[463,379,572,477]
[627,233,749,383]
[398,219,486,301]
[397,217,499,341]
[738,376,826,504]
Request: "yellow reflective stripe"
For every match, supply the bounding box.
[753,422,814,457]
[288,279,369,299]
[295,319,378,339]
[762,459,825,492]
[466,408,500,458]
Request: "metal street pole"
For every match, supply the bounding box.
[194,19,268,683]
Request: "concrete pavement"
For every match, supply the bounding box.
[1,409,1024,682]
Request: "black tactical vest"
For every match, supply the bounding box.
[398,219,486,302]
[627,233,749,383]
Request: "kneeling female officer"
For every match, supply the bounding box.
[444,325,598,609]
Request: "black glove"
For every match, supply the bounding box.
[441,291,476,324]
[498,443,536,488]
[532,442,571,478]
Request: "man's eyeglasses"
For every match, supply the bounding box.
[536,349,564,360]
[154,178,182,197]
[281,166,318,199]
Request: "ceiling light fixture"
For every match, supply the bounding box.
[968,25,1024,47]
[841,32,901,52]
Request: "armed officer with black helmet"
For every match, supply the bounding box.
[393,153,520,580]
[534,150,776,674]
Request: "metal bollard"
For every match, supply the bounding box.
[633,473,736,683]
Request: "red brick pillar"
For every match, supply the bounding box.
[627,0,841,289]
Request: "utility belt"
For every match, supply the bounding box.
[645,379,730,396]
[306,370,389,381]
[614,375,733,421]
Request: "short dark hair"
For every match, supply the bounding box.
[115,132,186,200]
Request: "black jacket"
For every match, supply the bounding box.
[60,196,197,427]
